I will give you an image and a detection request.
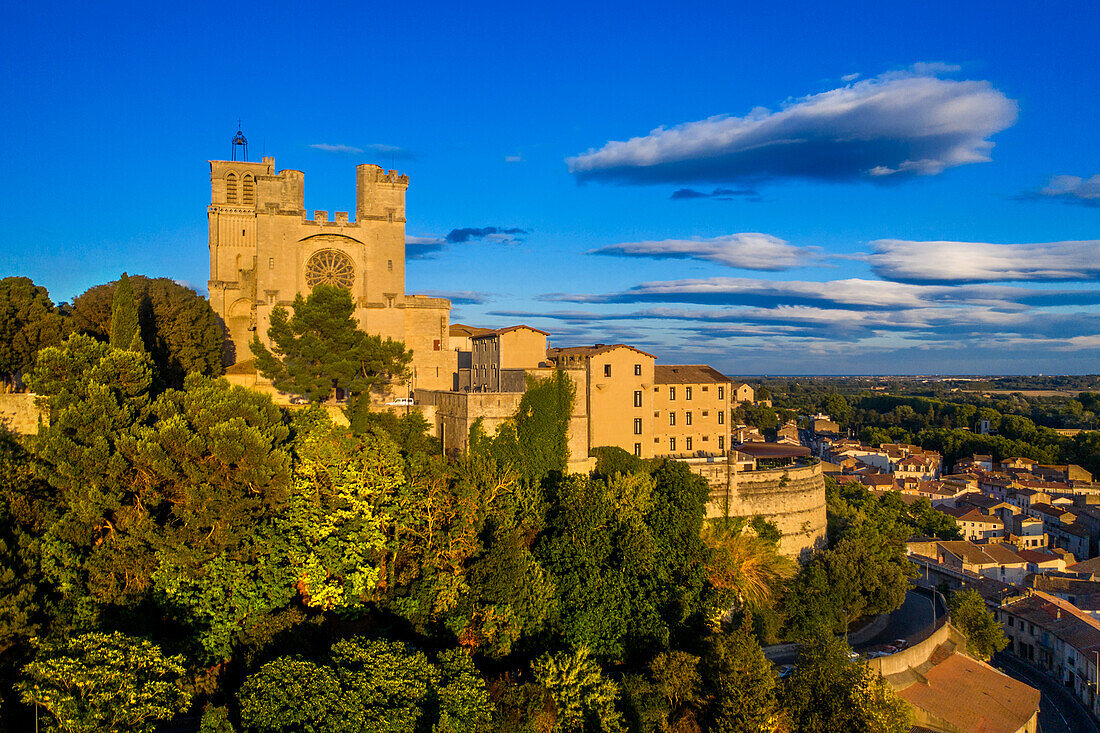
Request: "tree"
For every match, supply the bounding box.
[252,284,411,403]
[109,272,142,351]
[0,276,64,389]
[17,631,191,733]
[700,622,780,733]
[948,589,1007,661]
[781,633,909,733]
[26,337,297,657]
[433,648,494,733]
[238,656,343,733]
[702,525,795,614]
[532,647,624,733]
[69,275,225,388]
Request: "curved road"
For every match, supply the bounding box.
[767,589,946,665]
[991,652,1099,733]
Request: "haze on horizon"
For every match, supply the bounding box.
[2,0,1098,375]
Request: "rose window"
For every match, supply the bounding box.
[305,250,355,289]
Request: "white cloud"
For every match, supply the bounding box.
[588,233,815,270]
[841,73,861,82]
[867,239,1100,282]
[567,68,1017,185]
[1037,174,1100,205]
[505,155,524,163]
[309,143,364,154]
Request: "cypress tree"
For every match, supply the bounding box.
[108,272,142,351]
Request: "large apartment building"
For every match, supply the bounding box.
[652,365,732,458]
[546,344,657,459]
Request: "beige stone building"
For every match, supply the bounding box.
[207,157,455,393]
[546,345,657,458]
[652,365,732,458]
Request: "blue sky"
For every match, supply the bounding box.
[2,0,1099,374]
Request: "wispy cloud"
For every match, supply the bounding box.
[309,142,417,159]
[542,277,1100,311]
[670,187,760,201]
[567,67,1016,186]
[406,226,528,259]
[505,154,524,163]
[310,143,364,154]
[867,239,1100,283]
[587,233,816,270]
[415,289,494,305]
[1024,174,1100,207]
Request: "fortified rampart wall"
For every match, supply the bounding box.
[691,459,828,559]
[0,393,43,435]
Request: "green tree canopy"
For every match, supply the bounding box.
[17,631,191,733]
[0,276,64,389]
[108,272,141,351]
[700,622,780,733]
[532,647,623,733]
[252,284,412,403]
[781,633,910,733]
[70,274,224,388]
[948,589,1008,661]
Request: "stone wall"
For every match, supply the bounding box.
[0,393,43,435]
[690,459,828,559]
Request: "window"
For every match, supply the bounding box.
[702,386,708,392]
[604,364,611,377]
[242,174,255,204]
[718,436,724,450]
[634,443,641,456]
[633,390,642,407]
[268,257,274,269]
[718,386,724,399]
[718,411,725,425]
[634,418,642,435]
[387,259,393,271]
[669,413,676,426]
[686,411,692,426]
[634,364,641,376]
[702,410,709,417]
[669,437,676,451]
[669,387,676,400]
[685,387,692,400]
[226,172,238,202]
[686,437,692,451]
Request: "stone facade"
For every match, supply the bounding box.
[0,392,43,435]
[652,365,732,458]
[206,158,455,393]
[689,458,828,558]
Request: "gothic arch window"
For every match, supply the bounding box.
[242,174,254,204]
[305,249,355,289]
[226,172,238,203]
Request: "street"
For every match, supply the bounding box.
[766,589,946,665]
[991,652,1099,733]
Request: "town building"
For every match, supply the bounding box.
[651,365,732,458]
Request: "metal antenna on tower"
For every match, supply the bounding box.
[232,120,248,161]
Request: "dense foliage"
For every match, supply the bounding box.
[69,274,225,388]
[0,276,65,388]
[948,589,1008,661]
[251,284,412,404]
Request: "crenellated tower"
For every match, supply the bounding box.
[206,148,455,393]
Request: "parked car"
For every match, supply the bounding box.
[386,397,414,406]
[846,650,860,661]
[892,638,909,650]
[778,665,795,679]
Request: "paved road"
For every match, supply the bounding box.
[768,589,946,665]
[855,587,946,653]
[991,652,1099,733]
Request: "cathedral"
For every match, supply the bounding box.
[206,154,456,393]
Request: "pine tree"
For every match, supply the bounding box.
[108,272,142,351]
